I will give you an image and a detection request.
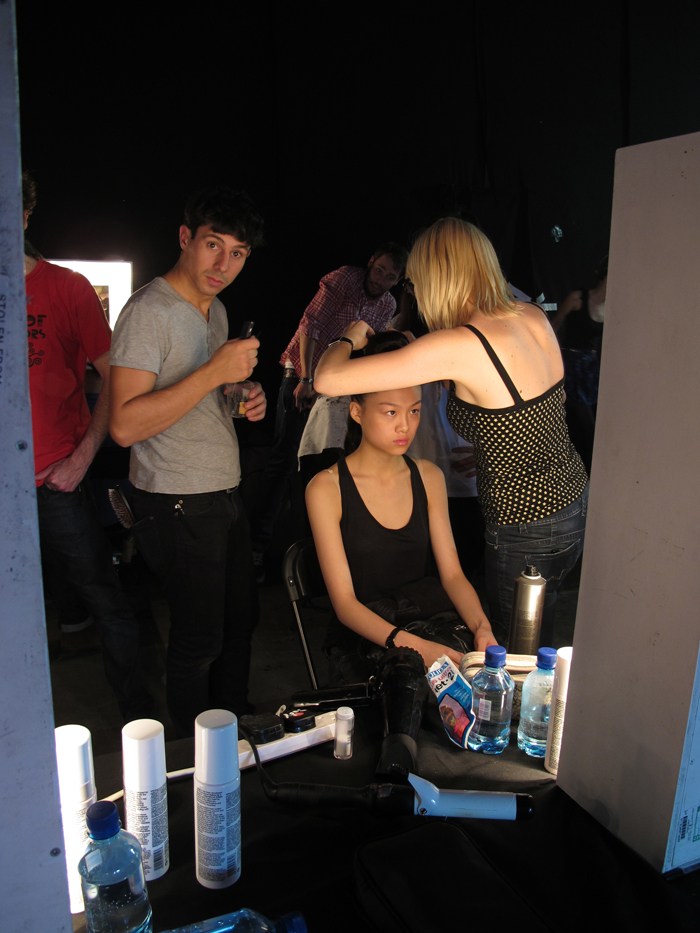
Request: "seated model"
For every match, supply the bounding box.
[306,334,497,686]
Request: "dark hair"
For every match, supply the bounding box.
[595,255,609,282]
[344,331,410,455]
[22,171,37,214]
[372,242,409,276]
[183,186,264,248]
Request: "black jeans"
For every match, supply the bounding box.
[131,486,258,737]
[36,481,151,720]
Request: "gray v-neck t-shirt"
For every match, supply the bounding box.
[110,277,241,494]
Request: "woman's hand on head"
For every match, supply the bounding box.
[341,320,375,351]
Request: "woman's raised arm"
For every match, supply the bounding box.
[314,323,466,398]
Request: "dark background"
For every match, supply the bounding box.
[16,1,700,413]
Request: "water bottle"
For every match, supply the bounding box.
[160,907,307,932]
[467,646,514,754]
[78,800,152,933]
[517,647,557,757]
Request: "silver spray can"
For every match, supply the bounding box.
[508,565,546,655]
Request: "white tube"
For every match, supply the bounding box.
[544,646,573,775]
[54,725,97,913]
[194,710,241,889]
[122,719,169,879]
[334,707,354,760]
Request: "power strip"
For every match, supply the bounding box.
[238,710,336,769]
[104,711,337,802]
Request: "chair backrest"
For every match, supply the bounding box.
[283,537,327,604]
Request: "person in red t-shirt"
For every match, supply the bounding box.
[23,172,151,722]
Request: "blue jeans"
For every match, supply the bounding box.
[37,481,151,720]
[131,486,258,737]
[250,373,309,553]
[484,484,589,647]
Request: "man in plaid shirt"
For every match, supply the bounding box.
[251,243,408,576]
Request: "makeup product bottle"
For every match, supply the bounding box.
[334,707,355,760]
[545,646,573,775]
[121,719,169,880]
[55,724,97,913]
[194,709,241,888]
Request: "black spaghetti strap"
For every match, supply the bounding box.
[464,324,522,405]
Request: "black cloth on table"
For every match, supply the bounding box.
[92,701,700,933]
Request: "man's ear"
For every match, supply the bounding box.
[178,224,192,251]
[367,255,375,268]
[349,401,362,425]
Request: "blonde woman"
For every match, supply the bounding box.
[314,218,588,645]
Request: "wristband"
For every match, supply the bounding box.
[385,626,403,650]
[329,336,354,350]
[299,377,313,384]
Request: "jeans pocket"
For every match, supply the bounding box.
[524,537,582,587]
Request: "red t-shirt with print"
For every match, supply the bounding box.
[25,259,111,481]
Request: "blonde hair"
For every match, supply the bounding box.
[406,217,518,330]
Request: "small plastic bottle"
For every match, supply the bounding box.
[467,645,514,755]
[78,800,152,933]
[160,907,307,933]
[517,647,557,757]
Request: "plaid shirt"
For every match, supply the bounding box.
[280,266,396,377]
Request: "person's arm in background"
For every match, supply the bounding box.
[293,334,317,410]
[550,290,582,333]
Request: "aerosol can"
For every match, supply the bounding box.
[508,565,546,655]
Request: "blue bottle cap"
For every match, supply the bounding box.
[485,646,507,668]
[274,914,307,933]
[536,647,558,670]
[86,800,121,839]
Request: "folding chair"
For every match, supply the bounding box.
[282,537,329,690]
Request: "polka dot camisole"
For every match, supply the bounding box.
[446,325,588,526]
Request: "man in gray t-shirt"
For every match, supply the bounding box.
[110,187,265,737]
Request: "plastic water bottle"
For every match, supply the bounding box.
[517,647,557,757]
[78,800,152,933]
[160,907,307,932]
[467,646,514,754]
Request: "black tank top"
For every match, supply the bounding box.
[324,456,434,650]
[446,325,588,526]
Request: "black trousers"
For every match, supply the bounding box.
[131,487,258,737]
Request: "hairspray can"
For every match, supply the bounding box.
[194,709,241,888]
[122,719,170,880]
[54,724,97,913]
[508,565,546,655]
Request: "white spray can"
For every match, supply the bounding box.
[122,718,170,879]
[54,724,97,913]
[194,709,241,888]
[544,646,573,775]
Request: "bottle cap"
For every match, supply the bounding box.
[485,646,507,668]
[336,707,354,722]
[54,724,95,804]
[86,800,120,839]
[274,912,308,933]
[122,719,166,792]
[195,709,239,785]
[536,647,558,670]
